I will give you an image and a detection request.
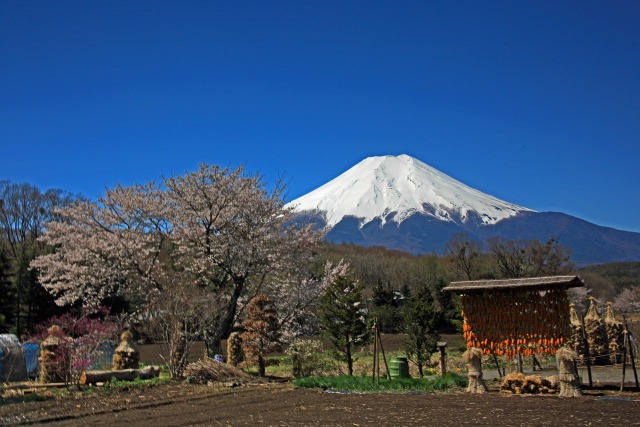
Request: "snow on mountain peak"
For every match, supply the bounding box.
[286,154,534,228]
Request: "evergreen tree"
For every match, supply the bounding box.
[320,274,369,376]
[403,284,442,378]
[369,281,403,333]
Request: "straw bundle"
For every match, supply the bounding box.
[583,297,609,365]
[604,302,624,364]
[463,347,488,394]
[556,346,582,397]
[568,304,585,361]
[112,331,140,370]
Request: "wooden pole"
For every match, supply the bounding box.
[531,354,542,371]
[376,323,381,384]
[493,354,502,379]
[621,329,628,392]
[624,319,639,387]
[581,314,593,387]
[438,343,447,376]
[377,328,391,380]
[372,318,378,384]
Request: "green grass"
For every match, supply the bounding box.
[0,393,51,406]
[293,372,467,393]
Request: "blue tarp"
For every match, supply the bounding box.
[23,343,39,379]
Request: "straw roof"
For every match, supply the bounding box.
[443,275,584,293]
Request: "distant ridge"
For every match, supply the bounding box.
[288,155,640,265]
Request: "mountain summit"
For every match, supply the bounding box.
[287,154,533,228]
[287,154,640,265]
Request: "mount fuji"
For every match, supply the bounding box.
[287,154,640,266]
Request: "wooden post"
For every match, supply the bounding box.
[376,327,390,380]
[372,318,378,384]
[437,342,447,376]
[532,355,542,371]
[493,354,502,379]
[621,329,628,391]
[624,320,639,387]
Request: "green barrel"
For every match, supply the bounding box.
[388,356,411,379]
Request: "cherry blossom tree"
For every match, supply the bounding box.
[32,164,321,357]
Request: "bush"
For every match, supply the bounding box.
[285,339,326,378]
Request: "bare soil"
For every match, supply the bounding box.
[2,380,640,426]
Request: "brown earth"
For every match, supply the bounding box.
[2,380,640,426]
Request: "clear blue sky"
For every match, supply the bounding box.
[2,1,639,232]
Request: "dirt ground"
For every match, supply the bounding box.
[2,380,640,426]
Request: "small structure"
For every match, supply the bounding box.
[0,334,27,382]
[444,276,584,391]
[112,331,140,370]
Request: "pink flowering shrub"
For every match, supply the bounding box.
[33,308,120,387]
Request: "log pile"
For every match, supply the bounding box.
[461,289,570,356]
[583,297,609,365]
[500,372,558,394]
[604,302,624,364]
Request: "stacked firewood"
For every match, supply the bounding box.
[462,289,570,356]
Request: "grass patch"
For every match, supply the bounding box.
[293,372,467,393]
[102,374,168,390]
[0,393,51,406]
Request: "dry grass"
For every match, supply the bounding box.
[183,358,252,385]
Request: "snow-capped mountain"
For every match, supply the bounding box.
[288,154,640,266]
[287,154,533,228]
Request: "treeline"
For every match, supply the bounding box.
[0,181,78,336]
[1,177,638,343]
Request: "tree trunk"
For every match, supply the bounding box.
[258,355,266,377]
[205,278,245,358]
[80,366,160,385]
[346,339,353,376]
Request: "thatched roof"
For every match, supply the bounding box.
[443,275,584,293]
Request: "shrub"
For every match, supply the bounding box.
[285,339,325,378]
